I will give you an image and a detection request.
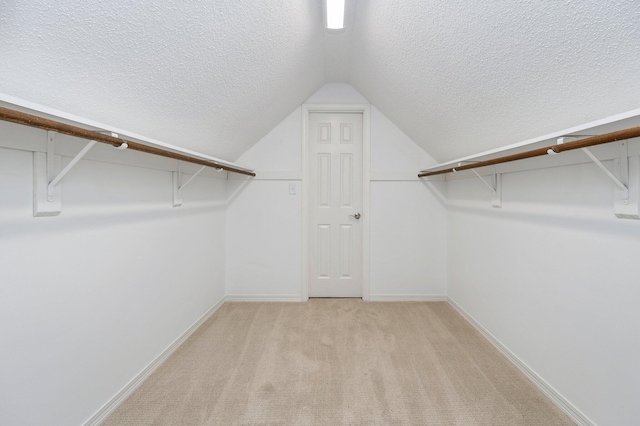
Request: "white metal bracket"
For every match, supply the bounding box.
[48,140,97,200]
[172,163,207,207]
[612,142,639,219]
[547,136,583,155]
[580,142,639,219]
[578,141,640,219]
[33,131,96,216]
[470,168,502,208]
[34,132,61,216]
[551,136,638,219]
[581,147,629,199]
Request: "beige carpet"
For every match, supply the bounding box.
[104,300,574,425]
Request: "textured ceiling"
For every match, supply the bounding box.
[1,1,639,163]
[0,0,327,160]
[348,0,640,161]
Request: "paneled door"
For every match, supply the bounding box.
[308,112,363,297]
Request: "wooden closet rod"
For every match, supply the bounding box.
[0,106,256,177]
[418,126,640,178]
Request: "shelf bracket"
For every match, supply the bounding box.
[581,147,629,199]
[172,163,207,207]
[612,142,639,219]
[470,168,502,208]
[550,136,637,219]
[47,140,97,200]
[33,131,96,216]
[580,141,640,219]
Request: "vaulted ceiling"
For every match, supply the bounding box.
[1,1,638,163]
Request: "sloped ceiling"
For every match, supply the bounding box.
[1,1,639,163]
[348,0,640,162]
[0,0,327,160]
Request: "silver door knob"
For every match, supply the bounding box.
[349,213,361,219]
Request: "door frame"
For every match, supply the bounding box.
[301,104,371,301]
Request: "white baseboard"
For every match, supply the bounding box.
[225,294,303,302]
[83,296,227,426]
[447,297,595,426]
[369,294,447,302]
[226,294,448,302]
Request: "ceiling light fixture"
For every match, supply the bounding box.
[326,0,345,30]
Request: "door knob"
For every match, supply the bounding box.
[349,213,361,219]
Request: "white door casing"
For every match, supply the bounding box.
[306,110,366,298]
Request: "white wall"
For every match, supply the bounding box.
[225,107,302,300]
[370,181,446,297]
[447,160,640,426]
[227,83,448,300]
[225,178,302,299]
[369,106,447,299]
[0,123,227,426]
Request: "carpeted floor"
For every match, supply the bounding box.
[104,300,574,425]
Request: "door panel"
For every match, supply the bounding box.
[318,153,331,207]
[308,112,363,297]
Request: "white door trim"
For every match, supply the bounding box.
[301,104,371,301]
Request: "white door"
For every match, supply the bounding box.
[308,112,363,297]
